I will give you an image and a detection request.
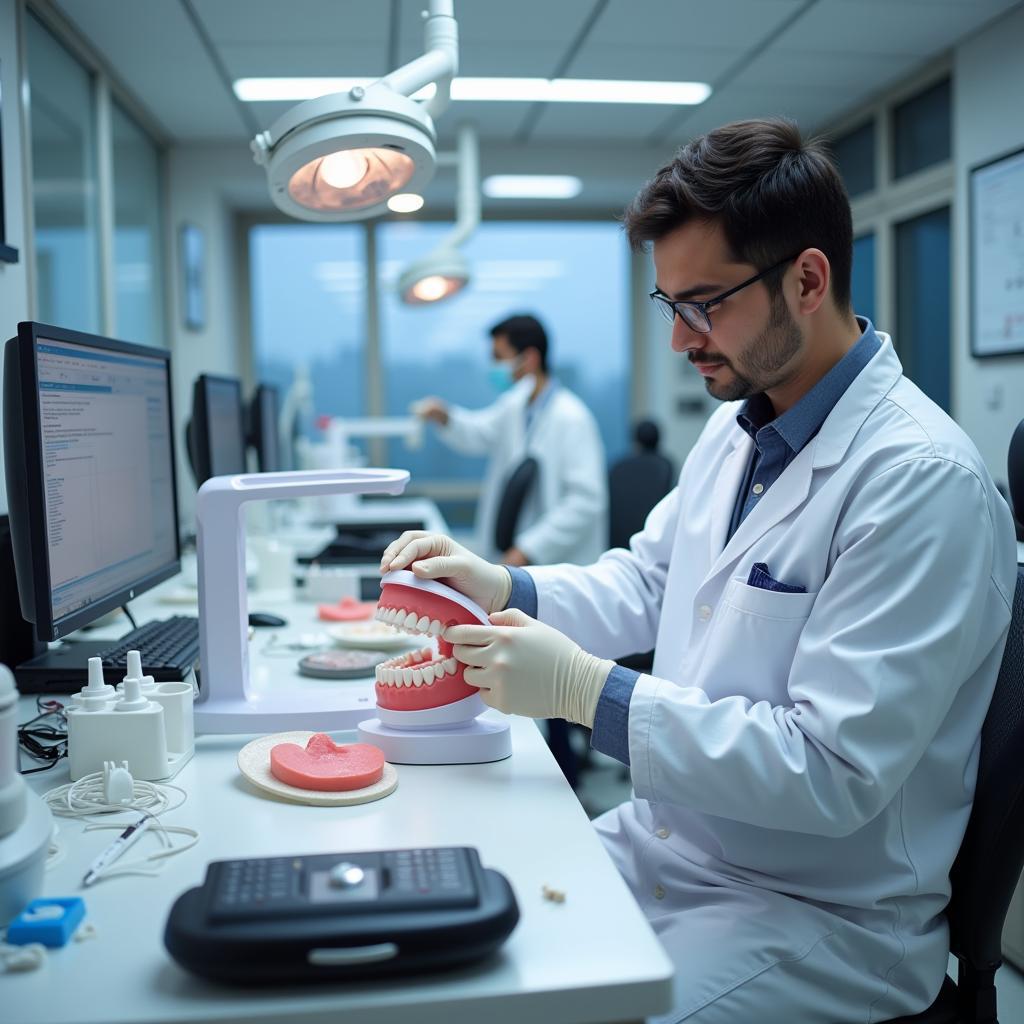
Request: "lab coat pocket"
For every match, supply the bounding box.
[698,578,818,703]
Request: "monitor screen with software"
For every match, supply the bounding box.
[2,322,180,641]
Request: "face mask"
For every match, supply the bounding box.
[488,358,518,393]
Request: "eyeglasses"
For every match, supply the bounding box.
[649,253,800,333]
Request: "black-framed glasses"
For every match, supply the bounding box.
[649,253,800,333]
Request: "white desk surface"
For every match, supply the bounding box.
[7,566,674,1023]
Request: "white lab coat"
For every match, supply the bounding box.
[438,379,607,565]
[527,337,1017,1022]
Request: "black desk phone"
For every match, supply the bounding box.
[164,846,519,984]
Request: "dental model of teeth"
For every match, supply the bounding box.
[356,571,513,764]
[371,572,488,714]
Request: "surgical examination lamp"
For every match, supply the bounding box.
[250,0,458,221]
[397,122,479,305]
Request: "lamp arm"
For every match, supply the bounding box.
[380,0,458,118]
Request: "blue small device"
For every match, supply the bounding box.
[6,897,85,947]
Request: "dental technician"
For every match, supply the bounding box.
[383,118,1018,1022]
[412,314,607,567]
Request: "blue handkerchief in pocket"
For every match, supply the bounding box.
[746,562,806,594]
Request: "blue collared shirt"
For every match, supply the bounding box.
[509,318,882,767]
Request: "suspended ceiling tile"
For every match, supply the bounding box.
[54,0,246,142]
[564,44,744,85]
[527,102,679,143]
[572,0,810,55]
[218,43,394,79]
[784,0,1017,57]
[733,46,922,91]
[192,0,390,47]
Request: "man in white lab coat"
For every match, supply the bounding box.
[383,118,1018,1022]
[413,314,607,567]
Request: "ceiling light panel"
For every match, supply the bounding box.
[482,175,583,199]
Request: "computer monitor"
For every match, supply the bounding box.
[186,374,246,486]
[3,321,180,641]
[247,383,281,472]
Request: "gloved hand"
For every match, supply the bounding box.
[445,608,615,727]
[380,531,512,614]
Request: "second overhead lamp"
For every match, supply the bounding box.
[397,122,479,306]
[250,0,458,221]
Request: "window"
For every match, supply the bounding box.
[831,120,876,198]
[896,206,951,412]
[27,14,101,332]
[850,233,876,323]
[377,220,631,487]
[249,224,366,434]
[111,103,164,344]
[893,78,951,180]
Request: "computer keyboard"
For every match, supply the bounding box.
[99,615,200,680]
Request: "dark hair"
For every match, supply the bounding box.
[489,314,549,372]
[634,419,661,453]
[623,118,853,311]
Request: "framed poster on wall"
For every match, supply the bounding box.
[179,222,205,331]
[970,145,1024,357]
[0,63,21,264]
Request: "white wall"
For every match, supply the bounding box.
[953,3,1024,486]
[164,144,264,528]
[0,0,32,515]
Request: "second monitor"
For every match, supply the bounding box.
[187,374,247,486]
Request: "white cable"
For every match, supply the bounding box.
[0,939,47,973]
[79,822,200,883]
[42,771,187,822]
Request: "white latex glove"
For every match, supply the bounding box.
[446,608,615,727]
[380,531,512,615]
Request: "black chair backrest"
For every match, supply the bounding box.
[494,456,539,554]
[1007,420,1024,528]
[608,452,675,550]
[947,565,1024,972]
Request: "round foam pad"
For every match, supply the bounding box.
[237,731,398,806]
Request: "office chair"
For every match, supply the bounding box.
[607,449,675,551]
[885,430,1024,1023]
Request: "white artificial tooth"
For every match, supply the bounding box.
[432,663,445,680]
[430,619,442,636]
[402,668,414,686]
[443,658,457,675]
[412,668,423,686]
[417,616,430,632]
[374,666,382,681]
[384,668,394,684]
[420,647,432,661]
[388,609,400,623]
[404,612,419,630]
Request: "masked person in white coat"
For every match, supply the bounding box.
[413,314,607,568]
[383,118,1018,1023]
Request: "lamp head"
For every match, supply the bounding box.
[253,83,437,222]
[397,248,470,305]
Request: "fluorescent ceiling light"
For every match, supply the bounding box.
[483,175,582,200]
[235,77,711,106]
[387,192,425,213]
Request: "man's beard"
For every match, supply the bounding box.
[699,295,803,403]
